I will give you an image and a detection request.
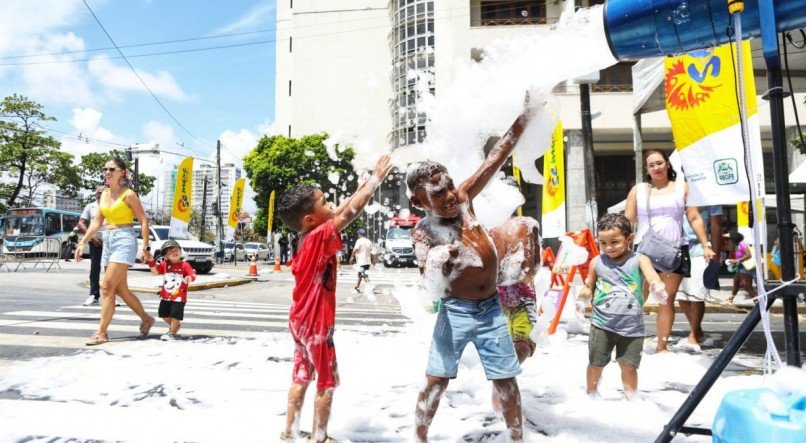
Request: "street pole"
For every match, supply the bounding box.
[200,174,208,242]
[134,155,140,194]
[216,140,224,264]
[580,82,598,228]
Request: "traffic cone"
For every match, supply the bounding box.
[246,255,258,278]
[272,255,282,273]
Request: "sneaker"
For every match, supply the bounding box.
[83,296,99,306]
[352,287,361,294]
[672,338,702,353]
[160,333,176,341]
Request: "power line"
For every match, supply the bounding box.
[81,0,208,151]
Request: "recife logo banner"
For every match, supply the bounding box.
[541,122,565,238]
[267,190,276,236]
[169,157,193,238]
[228,178,245,229]
[664,40,764,206]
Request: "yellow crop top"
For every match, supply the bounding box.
[100,189,135,224]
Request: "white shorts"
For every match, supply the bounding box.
[678,255,708,302]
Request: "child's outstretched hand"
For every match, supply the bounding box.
[373,154,393,183]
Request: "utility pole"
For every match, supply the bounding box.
[200,173,208,242]
[216,140,224,263]
[580,82,598,229]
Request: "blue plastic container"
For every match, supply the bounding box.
[712,388,806,443]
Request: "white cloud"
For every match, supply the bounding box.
[60,107,128,159]
[216,2,275,34]
[257,120,278,136]
[88,57,189,102]
[142,120,176,147]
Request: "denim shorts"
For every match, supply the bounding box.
[426,294,522,380]
[101,227,136,267]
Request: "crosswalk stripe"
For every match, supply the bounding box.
[0,314,407,333]
[67,303,405,317]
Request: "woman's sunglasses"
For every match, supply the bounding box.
[101,167,119,172]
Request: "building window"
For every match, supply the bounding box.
[289,36,292,52]
[593,62,635,92]
[288,125,291,137]
[288,80,292,96]
[290,0,293,8]
[478,1,547,26]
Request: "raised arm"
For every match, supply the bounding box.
[462,95,532,200]
[333,155,393,232]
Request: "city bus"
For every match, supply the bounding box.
[1,207,85,257]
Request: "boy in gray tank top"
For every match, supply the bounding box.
[578,213,667,399]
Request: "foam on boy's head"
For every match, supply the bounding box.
[405,161,448,195]
[277,184,319,232]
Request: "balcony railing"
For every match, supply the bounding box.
[471,16,551,27]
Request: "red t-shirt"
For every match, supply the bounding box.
[288,220,343,337]
[155,260,196,302]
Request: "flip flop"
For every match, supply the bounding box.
[139,317,156,338]
[86,332,108,346]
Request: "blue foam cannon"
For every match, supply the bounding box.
[597,1,806,442]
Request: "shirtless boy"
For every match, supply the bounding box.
[407,97,533,442]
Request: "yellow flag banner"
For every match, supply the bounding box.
[541,122,565,238]
[737,201,749,228]
[169,157,193,238]
[267,190,276,235]
[665,40,764,206]
[228,178,245,229]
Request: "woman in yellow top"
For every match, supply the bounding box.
[75,158,156,345]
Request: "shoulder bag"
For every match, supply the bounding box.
[637,184,682,273]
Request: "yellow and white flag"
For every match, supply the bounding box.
[169,157,193,238]
[267,190,276,236]
[541,123,565,238]
[665,40,764,206]
[228,178,246,229]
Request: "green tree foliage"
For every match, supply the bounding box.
[243,133,361,235]
[0,94,81,209]
[78,150,155,201]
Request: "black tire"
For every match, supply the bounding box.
[194,263,213,274]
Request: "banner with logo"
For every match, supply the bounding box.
[665,40,764,206]
[267,190,276,236]
[512,158,523,216]
[541,123,565,238]
[169,157,193,238]
[227,178,245,229]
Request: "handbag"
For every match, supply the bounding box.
[637,184,682,273]
[741,243,757,271]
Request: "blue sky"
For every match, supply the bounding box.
[0,0,278,212]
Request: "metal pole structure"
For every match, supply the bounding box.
[133,156,140,194]
[216,140,224,264]
[765,56,802,367]
[200,174,208,242]
[580,83,598,226]
[633,113,643,184]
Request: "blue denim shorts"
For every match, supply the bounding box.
[426,293,522,380]
[101,228,136,267]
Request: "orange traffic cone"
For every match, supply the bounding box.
[246,255,258,278]
[272,255,282,273]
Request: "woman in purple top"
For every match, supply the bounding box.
[725,231,757,303]
[624,149,716,353]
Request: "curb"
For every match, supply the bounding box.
[128,278,254,294]
[619,303,806,315]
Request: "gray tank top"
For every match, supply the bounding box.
[591,252,645,337]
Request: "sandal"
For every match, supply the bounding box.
[86,332,108,346]
[279,431,311,441]
[139,316,156,338]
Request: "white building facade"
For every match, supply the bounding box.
[275,0,806,234]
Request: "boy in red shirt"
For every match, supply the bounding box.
[147,240,196,341]
[278,155,393,443]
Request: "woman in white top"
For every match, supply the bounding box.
[625,149,715,353]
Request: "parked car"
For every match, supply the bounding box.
[383,226,416,267]
[243,242,273,261]
[135,225,216,274]
[219,241,246,262]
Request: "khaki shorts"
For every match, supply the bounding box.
[678,255,709,302]
[588,326,643,369]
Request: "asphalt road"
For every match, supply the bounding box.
[0,261,803,372]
